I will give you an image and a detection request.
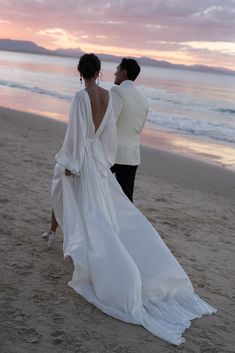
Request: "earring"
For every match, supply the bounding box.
[80,76,83,86]
[97,75,100,86]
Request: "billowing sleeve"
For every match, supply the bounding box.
[55,92,86,175]
[100,99,117,167]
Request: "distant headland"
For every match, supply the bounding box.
[1,38,235,76]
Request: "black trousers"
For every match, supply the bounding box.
[111,164,138,203]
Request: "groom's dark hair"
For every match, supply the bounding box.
[120,58,140,81]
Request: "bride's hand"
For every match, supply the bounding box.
[65,169,72,176]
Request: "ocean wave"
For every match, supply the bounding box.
[148,112,235,144]
[0,79,72,101]
[138,84,207,109]
[1,78,235,145]
[214,108,235,114]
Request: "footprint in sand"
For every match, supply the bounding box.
[200,346,222,353]
[51,330,64,338]
[0,285,19,299]
[52,337,63,345]
[40,264,65,282]
[2,214,15,222]
[19,327,41,344]
[155,197,168,203]
[52,313,64,324]
[32,289,57,304]
[10,261,33,276]
[0,198,10,204]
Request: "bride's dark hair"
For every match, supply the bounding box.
[77,53,101,79]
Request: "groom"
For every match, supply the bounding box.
[111,58,149,202]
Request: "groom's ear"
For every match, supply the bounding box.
[121,69,128,79]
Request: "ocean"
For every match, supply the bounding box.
[1,50,235,169]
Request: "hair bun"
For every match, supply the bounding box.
[77,53,101,79]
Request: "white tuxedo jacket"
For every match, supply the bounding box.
[110,80,149,166]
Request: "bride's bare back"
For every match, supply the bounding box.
[86,86,109,132]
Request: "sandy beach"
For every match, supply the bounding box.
[0,106,235,353]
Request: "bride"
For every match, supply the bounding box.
[49,53,216,345]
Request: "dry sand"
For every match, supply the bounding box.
[0,106,235,353]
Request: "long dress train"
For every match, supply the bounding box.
[52,89,216,345]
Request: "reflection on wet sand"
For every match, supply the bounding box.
[141,127,235,170]
[0,87,69,122]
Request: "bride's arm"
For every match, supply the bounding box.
[56,92,86,176]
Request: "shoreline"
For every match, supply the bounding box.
[1,105,235,173]
[1,106,235,352]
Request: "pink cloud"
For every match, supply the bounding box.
[0,0,235,68]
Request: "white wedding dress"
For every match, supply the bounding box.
[52,89,216,345]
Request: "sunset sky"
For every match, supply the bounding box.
[0,0,235,70]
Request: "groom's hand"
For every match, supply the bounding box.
[65,169,72,176]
